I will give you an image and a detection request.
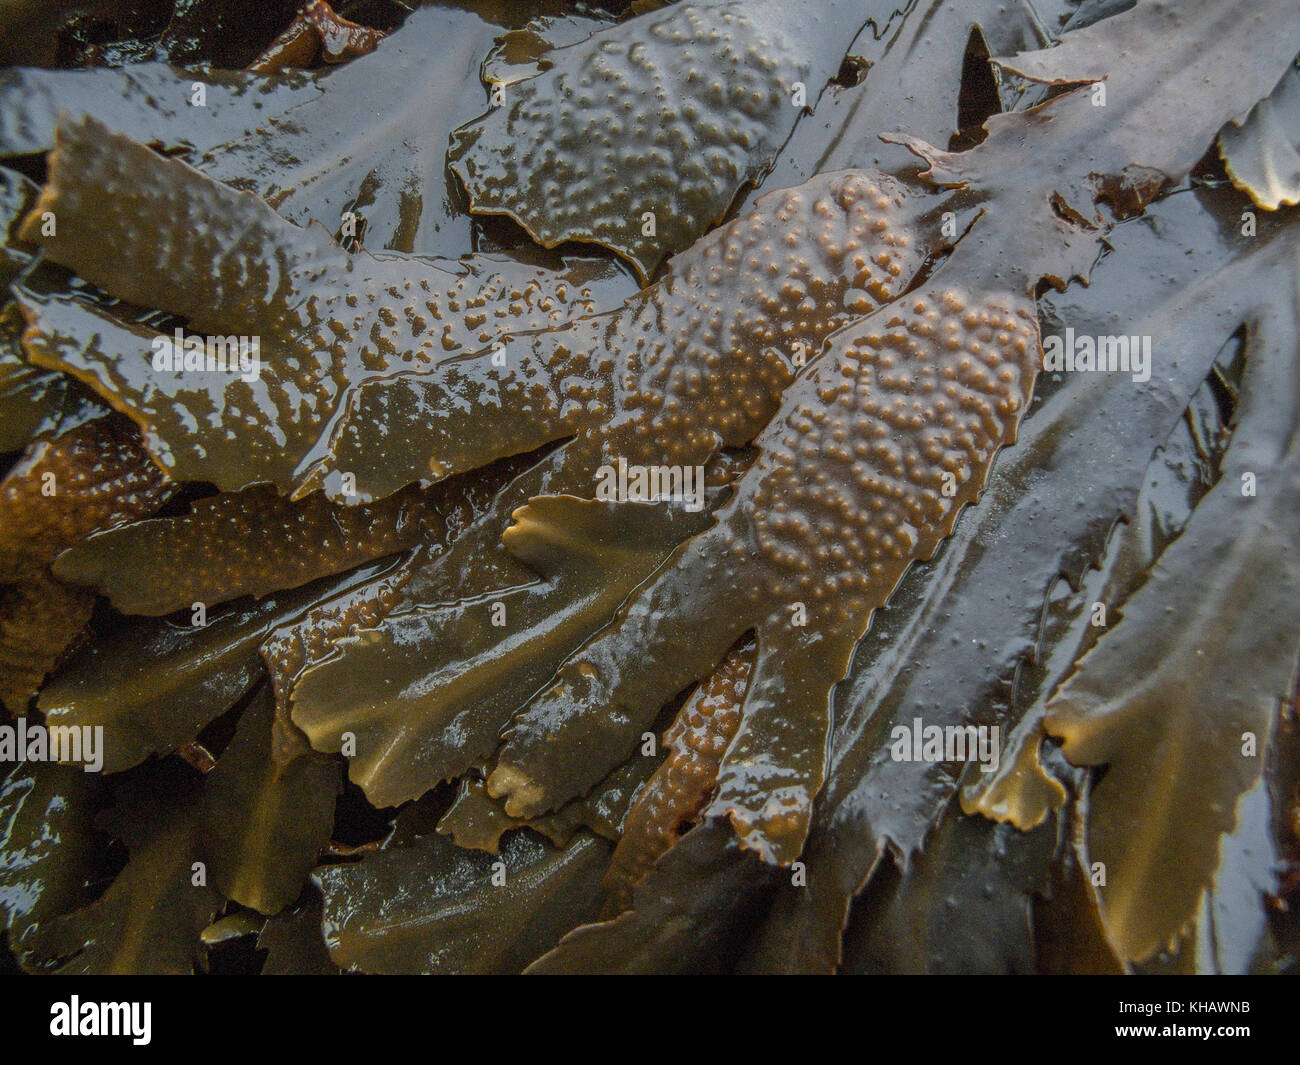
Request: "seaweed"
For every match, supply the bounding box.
[0,3,611,258]
[1041,277,1300,963]
[0,165,108,451]
[21,773,222,974]
[56,478,470,616]
[527,821,780,974]
[275,164,939,804]
[315,827,609,974]
[488,270,1041,865]
[438,749,655,853]
[738,0,1074,208]
[746,181,1300,972]
[248,0,386,73]
[211,1,607,256]
[256,889,339,974]
[0,762,102,965]
[837,804,1058,974]
[449,0,881,278]
[1220,57,1300,211]
[291,495,713,806]
[0,577,97,712]
[496,0,1300,953]
[18,114,633,499]
[1,0,1297,979]
[38,557,407,771]
[602,634,754,915]
[200,685,341,915]
[0,415,172,709]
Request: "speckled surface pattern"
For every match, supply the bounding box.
[19,115,627,500]
[0,416,173,709]
[270,169,938,806]
[199,165,932,766]
[603,636,754,916]
[262,560,415,768]
[258,452,541,769]
[20,117,933,523]
[55,482,439,616]
[0,575,96,711]
[449,0,872,278]
[0,417,173,584]
[489,282,1041,863]
[586,169,926,465]
[728,289,1037,611]
[386,166,933,507]
[316,167,933,505]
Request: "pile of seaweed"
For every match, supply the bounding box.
[1,0,1298,974]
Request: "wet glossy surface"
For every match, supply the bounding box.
[1,0,1298,976]
[450,0,876,278]
[0,417,172,708]
[21,115,633,500]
